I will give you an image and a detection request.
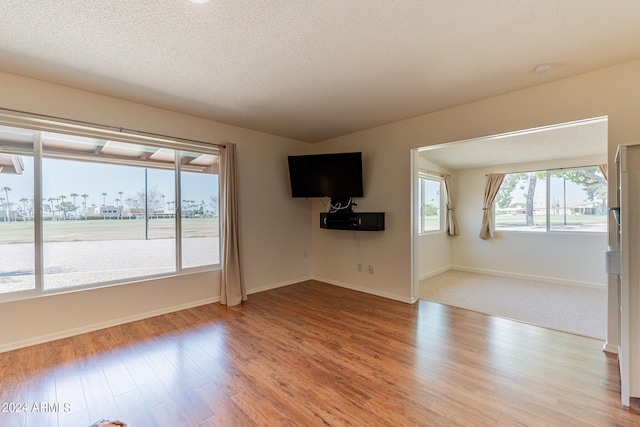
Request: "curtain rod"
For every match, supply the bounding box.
[0,107,226,149]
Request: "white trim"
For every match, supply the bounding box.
[247,276,313,295]
[0,119,221,302]
[0,297,219,354]
[603,341,618,354]
[450,265,606,290]
[418,116,608,153]
[312,275,416,304]
[419,266,451,282]
[0,108,223,153]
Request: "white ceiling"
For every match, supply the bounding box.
[0,1,638,143]
[419,118,608,170]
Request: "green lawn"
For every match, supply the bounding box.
[495,214,606,231]
[417,213,607,232]
[0,217,218,244]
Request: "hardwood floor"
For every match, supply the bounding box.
[0,280,638,426]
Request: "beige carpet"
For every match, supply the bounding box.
[420,270,607,340]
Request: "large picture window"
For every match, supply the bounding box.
[495,166,607,232]
[0,123,219,298]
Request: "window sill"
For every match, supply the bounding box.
[0,265,220,305]
[494,229,607,236]
[419,230,446,236]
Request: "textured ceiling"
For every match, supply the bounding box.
[0,1,638,143]
[420,118,608,170]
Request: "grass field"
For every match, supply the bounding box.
[419,213,607,233]
[0,217,218,244]
[495,213,606,231]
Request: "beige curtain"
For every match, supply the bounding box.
[599,164,608,181]
[220,143,246,306]
[443,174,459,236]
[479,173,505,239]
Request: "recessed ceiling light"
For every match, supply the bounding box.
[535,64,551,74]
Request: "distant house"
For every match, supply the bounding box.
[100,206,123,218]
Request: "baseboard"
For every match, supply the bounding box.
[0,297,219,354]
[450,265,607,290]
[247,275,313,295]
[419,266,450,281]
[311,275,414,304]
[603,341,618,354]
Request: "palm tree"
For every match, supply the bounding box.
[1,186,11,221]
[47,197,56,221]
[58,195,67,220]
[19,198,29,221]
[70,193,79,219]
[81,194,89,219]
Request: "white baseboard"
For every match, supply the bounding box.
[450,265,607,290]
[419,266,450,281]
[247,275,313,295]
[0,297,219,354]
[311,275,414,304]
[603,341,618,354]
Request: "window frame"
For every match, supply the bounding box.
[493,165,607,234]
[0,115,221,303]
[418,172,445,235]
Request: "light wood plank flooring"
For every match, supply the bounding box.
[0,280,638,426]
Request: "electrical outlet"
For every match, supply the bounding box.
[357,263,362,272]
[368,265,374,274]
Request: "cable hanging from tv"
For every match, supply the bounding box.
[328,197,356,213]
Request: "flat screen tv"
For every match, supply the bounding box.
[287,152,364,199]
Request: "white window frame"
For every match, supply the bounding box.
[0,113,221,303]
[418,172,444,235]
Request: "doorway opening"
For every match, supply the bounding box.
[411,117,608,339]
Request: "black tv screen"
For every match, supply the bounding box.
[288,152,364,198]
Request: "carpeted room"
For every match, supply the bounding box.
[416,118,608,340]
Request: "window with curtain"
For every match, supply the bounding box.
[494,166,607,232]
[418,173,444,234]
[0,122,220,299]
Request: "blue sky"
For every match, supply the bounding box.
[1,156,217,210]
[504,173,606,207]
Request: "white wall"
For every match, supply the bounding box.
[312,60,640,350]
[310,137,410,301]
[0,71,312,351]
[3,60,640,351]
[417,154,451,279]
[451,155,607,287]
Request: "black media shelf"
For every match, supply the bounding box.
[320,212,385,231]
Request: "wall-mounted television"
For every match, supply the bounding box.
[287,152,364,199]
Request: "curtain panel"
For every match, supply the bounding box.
[444,174,459,236]
[479,173,505,239]
[220,143,246,306]
[599,164,608,181]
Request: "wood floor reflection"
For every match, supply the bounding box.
[1,280,638,426]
